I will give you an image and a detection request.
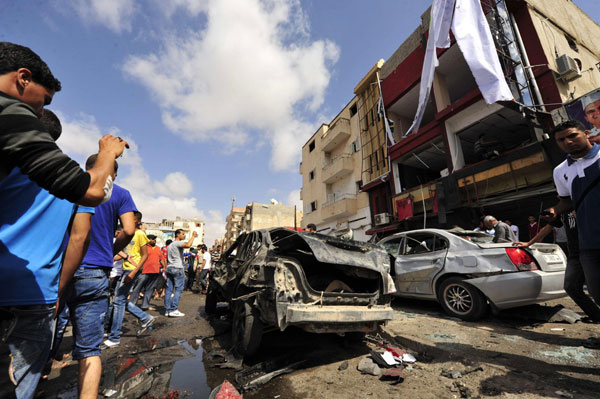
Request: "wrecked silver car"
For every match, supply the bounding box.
[378,228,567,321]
[206,228,395,356]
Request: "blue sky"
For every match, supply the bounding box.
[1,0,598,244]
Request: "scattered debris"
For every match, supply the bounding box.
[379,368,404,385]
[208,380,243,399]
[381,351,400,366]
[441,369,462,379]
[555,390,574,398]
[441,366,482,380]
[235,357,305,392]
[427,333,457,342]
[463,366,483,375]
[337,361,349,371]
[538,346,596,365]
[357,357,382,376]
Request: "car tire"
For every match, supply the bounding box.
[436,277,488,321]
[205,287,217,315]
[232,301,263,357]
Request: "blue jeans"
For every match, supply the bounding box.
[63,267,110,360]
[1,304,54,399]
[108,273,151,343]
[129,273,159,310]
[164,267,185,312]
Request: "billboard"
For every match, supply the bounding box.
[564,88,600,144]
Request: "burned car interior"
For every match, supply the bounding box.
[207,228,394,356]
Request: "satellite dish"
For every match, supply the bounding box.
[270,199,279,205]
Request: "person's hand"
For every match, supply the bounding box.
[192,231,198,237]
[99,134,129,158]
[513,241,530,248]
[542,207,557,222]
[124,271,136,284]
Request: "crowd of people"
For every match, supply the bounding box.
[2,40,600,399]
[0,42,219,399]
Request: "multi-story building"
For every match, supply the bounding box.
[145,217,204,248]
[300,63,381,241]
[222,207,245,251]
[368,0,600,236]
[242,202,302,233]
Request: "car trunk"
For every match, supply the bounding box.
[269,229,392,295]
[476,242,566,272]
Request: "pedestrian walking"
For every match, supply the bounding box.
[129,234,165,310]
[548,120,600,308]
[165,229,197,317]
[196,245,212,294]
[527,216,540,241]
[105,211,155,347]
[51,154,136,399]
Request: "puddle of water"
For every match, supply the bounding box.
[168,340,212,398]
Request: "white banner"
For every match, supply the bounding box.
[406,0,513,136]
[453,0,513,104]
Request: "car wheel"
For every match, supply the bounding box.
[205,287,217,314]
[232,301,263,356]
[437,277,487,321]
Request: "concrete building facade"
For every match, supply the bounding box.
[369,0,600,237]
[300,64,379,241]
[242,202,302,232]
[222,207,245,251]
[145,217,205,248]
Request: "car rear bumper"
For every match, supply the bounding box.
[467,271,566,309]
[278,304,393,333]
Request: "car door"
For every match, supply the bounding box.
[394,232,449,296]
[380,236,404,270]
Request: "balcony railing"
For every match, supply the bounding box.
[321,118,351,152]
[322,193,357,222]
[322,153,354,184]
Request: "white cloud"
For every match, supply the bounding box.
[123,0,339,171]
[55,111,225,245]
[67,0,136,33]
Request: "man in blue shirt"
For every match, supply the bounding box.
[549,120,600,309]
[0,114,95,399]
[53,154,137,399]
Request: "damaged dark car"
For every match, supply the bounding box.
[205,228,395,356]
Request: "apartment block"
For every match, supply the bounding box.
[146,217,205,248]
[366,0,600,236]
[300,71,376,241]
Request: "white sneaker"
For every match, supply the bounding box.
[165,311,170,316]
[103,339,119,348]
[168,310,185,317]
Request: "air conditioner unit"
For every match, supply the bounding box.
[556,54,581,81]
[374,212,391,226]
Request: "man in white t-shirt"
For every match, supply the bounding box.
[195,244,211,294]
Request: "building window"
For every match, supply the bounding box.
[370,109,375,126]
[352,140,359,153]
[565,34,579,52]
[349,104,358,117]
[309,141,315,152]
[310,201,317,212]
[309,170,315,180]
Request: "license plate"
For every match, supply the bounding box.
[543,254,562,264]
